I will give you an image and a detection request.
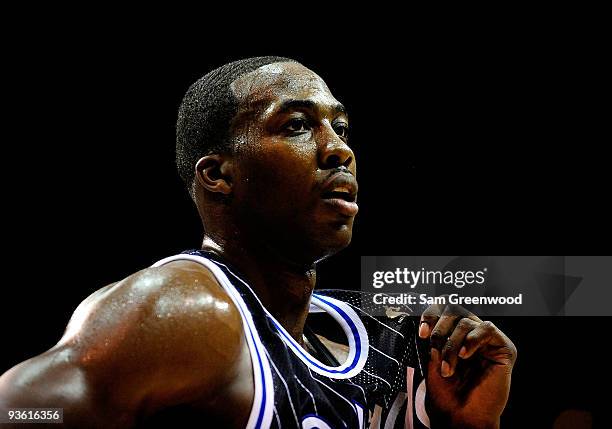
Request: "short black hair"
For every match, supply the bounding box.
[176,56,297,197]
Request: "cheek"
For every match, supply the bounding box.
[238,143,317,210]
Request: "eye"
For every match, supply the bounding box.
[284,118,310,134]
[333,122,349,139]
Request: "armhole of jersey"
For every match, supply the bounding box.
[151,254,274,429]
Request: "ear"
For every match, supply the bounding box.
[194,155,234,195]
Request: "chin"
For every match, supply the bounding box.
[313,225,353,262]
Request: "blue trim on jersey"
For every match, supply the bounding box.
[269,293,362,374]
[230,291,268,429]
[201,251,365,377]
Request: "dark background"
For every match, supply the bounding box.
[1,20,609,428]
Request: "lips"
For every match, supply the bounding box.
[321,173,359,216]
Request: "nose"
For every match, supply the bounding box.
[318,127,354,170]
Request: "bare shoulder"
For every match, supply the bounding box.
[61,259,243,349]
[0,260,245,425]
[64,260,246,399]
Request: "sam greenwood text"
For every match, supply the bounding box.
[373,293,524,305]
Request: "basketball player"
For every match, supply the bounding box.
[0,57,516,428]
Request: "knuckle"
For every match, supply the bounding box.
[499,344,518,364]
[456,318,473,331]
[506,338,518,359]
[430,329,444,340]
[430,330,446,348]
[480,320,496,333]
[443,339,456,353]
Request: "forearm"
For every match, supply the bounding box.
[0,358,134,429]
[0,386,133,429]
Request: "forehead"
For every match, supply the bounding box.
[230,62,340,114]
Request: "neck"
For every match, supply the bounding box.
[201,234,316,345]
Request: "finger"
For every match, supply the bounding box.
[430,346,442,370]
[460,321,517,365]
[440,317,480,377]
[419,302,445,339]
[430,304,479,350]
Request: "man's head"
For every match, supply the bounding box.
[177,57,357,265]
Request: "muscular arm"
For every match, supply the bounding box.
[0,261,247,428]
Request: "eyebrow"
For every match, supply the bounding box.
[275,99,347,116]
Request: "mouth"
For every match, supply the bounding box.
[321,186,357,203]
[321,173,359,217]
